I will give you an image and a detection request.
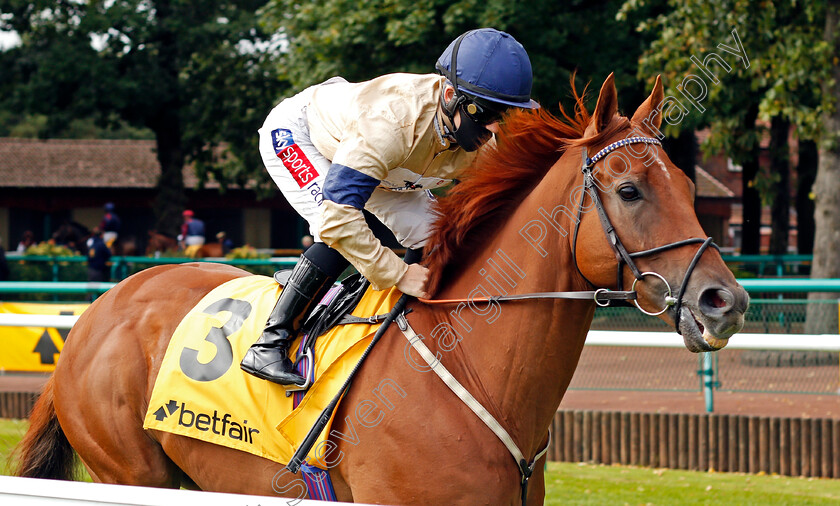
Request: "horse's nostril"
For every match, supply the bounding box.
[700,287,733,312]
[708,292,726,308]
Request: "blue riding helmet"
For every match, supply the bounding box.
[436,28,538,110]
[435,28,538,152]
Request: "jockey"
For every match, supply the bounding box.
[179,210,206,247]
[100,202,121,247]
[241,28,538,385]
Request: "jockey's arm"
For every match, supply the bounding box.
[319,165,410,292]
[314,96,433,297]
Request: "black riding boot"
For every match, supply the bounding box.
[240,255,337,385]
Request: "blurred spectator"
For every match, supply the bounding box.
[0,236,9,281]
[216,231,234,255]
[301,235,314,251]
[178,210,205,248]
[17,230,35,252]
[100,202,122,247]
[52,220,88,252]
[86,227,111,282]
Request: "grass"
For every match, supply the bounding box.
[0,418,26,475]
[545,461,840,505]
[3,418,840,503]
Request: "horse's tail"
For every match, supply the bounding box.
[12,376,78,480]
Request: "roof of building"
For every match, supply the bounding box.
[695,165,735,198]
[0,137,738,200]
[0,138,205,188]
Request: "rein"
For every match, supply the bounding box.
[418,289,635,305]
[396,313,549,505]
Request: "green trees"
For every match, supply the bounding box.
[0,0,284,235]
[259,0,658,113]
[810,0,840,333]
[621,0,829,257]
[4,2,837,324]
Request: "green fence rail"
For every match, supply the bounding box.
[0,281,115,294]
[4,254,299,283]
[2,276,840,295]
[720,254,812,277]
[738,278,840,292]
[2,253,820,282]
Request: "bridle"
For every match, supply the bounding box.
[570,136,718,333]
[419,135,719,334]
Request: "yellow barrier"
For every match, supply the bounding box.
[0,302,89,372]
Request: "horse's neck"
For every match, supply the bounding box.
[427,167,593,458]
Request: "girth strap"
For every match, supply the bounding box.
[396,313,550,505]
[333,312,393,326]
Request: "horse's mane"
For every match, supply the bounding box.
[424,80,630,295]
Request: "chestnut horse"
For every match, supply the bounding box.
[146,230,178,255]
[14,75,748,504]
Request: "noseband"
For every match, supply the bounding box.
[570,136,718,333]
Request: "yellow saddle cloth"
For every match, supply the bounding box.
[143,275,400,468]
[184,244,202,257]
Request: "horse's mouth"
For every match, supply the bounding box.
[678,307,729,352]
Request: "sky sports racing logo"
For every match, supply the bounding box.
[153,399,260,445]
[272,128,319,189]
[271,128,295,151]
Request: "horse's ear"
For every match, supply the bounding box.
[631,75,664,133]
[591,72,618,134]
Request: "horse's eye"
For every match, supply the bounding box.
[618,184,641,201]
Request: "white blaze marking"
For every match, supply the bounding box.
[656,156,671,179]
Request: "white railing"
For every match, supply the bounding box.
[0,314,79,329]
[0,475,358,505]
[1,313,836,351]
[586,331,840,351]
[1,313,836,413]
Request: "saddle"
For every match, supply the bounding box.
[282,272,398,398]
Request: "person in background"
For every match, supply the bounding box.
[16,230,34,253]
[216,231,234,255]
[0,235,9,281]
[86,227,111,282]
[300,235,314,252]
[178,210,206,249]
[100,202,122,248]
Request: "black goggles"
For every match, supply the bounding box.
[460,97,507,125]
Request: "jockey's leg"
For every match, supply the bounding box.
[246,78,351,385]
[240,242,348,385]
